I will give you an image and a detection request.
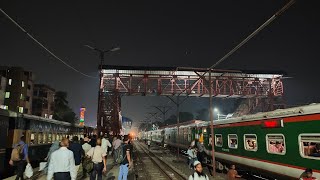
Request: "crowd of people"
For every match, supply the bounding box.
[9,133,319,180]
[9,134,133,180]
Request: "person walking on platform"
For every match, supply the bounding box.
[9,135,30,180]
[147,139,151,150]
[187,146,197,169]
[86,138,107,180]
[68,136,84,175]
[188,161,209,180]
[81,137,92,178]
[47,138,76,180]
[118,135,133,180]
[43,140,60,174]
[102,134,112,155]
[89,135,97,147]
[82,137,92,154]
[112,136,122,164]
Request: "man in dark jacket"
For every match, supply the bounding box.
[69,136,84,176]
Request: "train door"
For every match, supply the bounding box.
[191,127,196,142]
[202,126,209,148]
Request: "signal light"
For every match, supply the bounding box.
[261,119,283,128]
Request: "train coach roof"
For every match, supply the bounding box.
[213,103,320,125]
[0,109,91,128]
[21,113,72,126]
[0,108,11,117]
[159,120,205,129]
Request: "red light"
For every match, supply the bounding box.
[262,120,283,128]
[264,121,277,127]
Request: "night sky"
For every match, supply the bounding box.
[1,0,319,127]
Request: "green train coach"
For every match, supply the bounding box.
[143,103,320,179]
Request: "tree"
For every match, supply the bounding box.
[179,112,194,123]
[196,108,209,121]
[53,91,77,124]
[138,123,153,131]
[164,115,177,126]
[163,112,194,126]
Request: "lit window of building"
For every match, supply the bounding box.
[5,92,10,98]
[22,81,25,87]
[20,94,23,100]
[4,105,8,110]
[19,107,24,113]
[8,79,12,85]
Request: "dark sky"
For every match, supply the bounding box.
[1,0,319,127]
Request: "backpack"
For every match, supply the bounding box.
[116,144,127,164]
[11,144,25,161]
[83,147,94,173]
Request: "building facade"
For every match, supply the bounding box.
[32,84,55,118]
[0,76,7,109]
[0,67,34,114]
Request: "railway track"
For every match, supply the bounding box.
[133,141,187,180]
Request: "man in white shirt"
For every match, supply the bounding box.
[101,134,112,154]
[87,138,107,180]
[47,138,76,180]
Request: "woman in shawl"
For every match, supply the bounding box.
[43,140,60,174]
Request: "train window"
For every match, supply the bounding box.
[48,133,52,143]
[215,134,223,147]
[38,133,43,144]
[244,134,258,151]
[299,134,320,160]
[43,133,47,144]
[30,133,36,145]
[228,134,238,149]
[266,134,286,155]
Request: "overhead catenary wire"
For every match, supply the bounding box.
[176,0,295,96]
[0,8,97,79]
[208,0,295,70]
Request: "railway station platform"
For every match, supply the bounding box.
[4,155,122,180]
[5,143,242,180]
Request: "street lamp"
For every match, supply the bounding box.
[213,108,220,120]
[85,45,120,134]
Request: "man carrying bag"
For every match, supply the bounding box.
[9,136,30,180]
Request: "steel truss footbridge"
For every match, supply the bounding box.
[97,65,285,134]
